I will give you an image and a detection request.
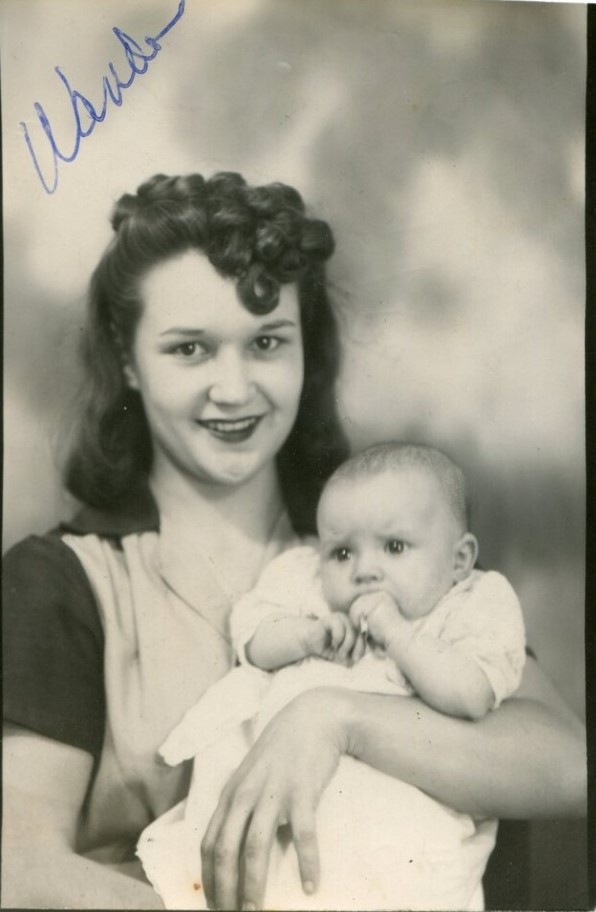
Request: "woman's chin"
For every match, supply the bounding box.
[202,455,268,488]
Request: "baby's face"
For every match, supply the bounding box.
[317,468,462,621]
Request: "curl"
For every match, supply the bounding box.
[65,170,347,526]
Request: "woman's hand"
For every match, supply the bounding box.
[201,687,350,911]
[201,656,586,910]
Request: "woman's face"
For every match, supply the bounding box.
[125,251,304,488]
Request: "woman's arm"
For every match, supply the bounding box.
[345,656,586,818]
[201,656,586,910]
[2,725,164,910]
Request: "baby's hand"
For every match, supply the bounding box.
[302,613,357,665]
[349,591,412,651]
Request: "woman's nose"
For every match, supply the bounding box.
[208,348,254,405]
[352,552,383,585]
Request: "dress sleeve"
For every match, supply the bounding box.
[230,544,326,664]
[3,534,106,758]
[438,571,527,709]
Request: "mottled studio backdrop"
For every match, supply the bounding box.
[2,0,586,723]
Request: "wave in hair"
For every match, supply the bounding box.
[65,171,347,530]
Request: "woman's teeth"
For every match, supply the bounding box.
[198,417,263,441]
[202,418,259,432]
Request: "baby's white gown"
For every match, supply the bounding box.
[138,655,497,911]
[138,551,526,911]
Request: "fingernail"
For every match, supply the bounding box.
[304,881,315,895]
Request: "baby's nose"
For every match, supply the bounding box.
[352,553,383,584]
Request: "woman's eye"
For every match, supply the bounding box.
[253,335,281,353]
[171,341,207,358]
[333,547,352,562]
[386,539,405,555]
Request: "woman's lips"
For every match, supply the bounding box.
[197,416,264,443]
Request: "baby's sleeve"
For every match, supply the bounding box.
[439,571,526,709]
[230,544,325,664]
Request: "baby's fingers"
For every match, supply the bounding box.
[323,615,344,651]
[348,628,366,665]
[348,597,368,630]
[336,620,357,663]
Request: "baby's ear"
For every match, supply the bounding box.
[452,533,479,582]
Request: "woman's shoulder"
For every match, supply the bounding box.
[3,531,104,634]
[58,481,159,538]
[3,531,106,758]
[4,530,87,578]
[3,480,160,596]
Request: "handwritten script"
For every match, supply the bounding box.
[20,1,186,195]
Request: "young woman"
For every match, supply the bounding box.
[2,172,586,910]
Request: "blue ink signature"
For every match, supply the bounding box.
[20,1,185,195]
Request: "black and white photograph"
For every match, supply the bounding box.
[1,1,591,909]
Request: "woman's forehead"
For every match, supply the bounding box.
[137,250,299,334]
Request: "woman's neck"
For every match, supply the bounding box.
[149,459,285,545]
[149,460,287,599]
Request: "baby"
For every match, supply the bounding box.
[138,443,526,911]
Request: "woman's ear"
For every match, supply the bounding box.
[452,533,479,582]
[122,362,140,391]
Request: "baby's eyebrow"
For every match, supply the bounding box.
[376,521,410,535]
[319,529,346,543]
[319,538,350,556]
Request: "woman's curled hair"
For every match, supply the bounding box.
[65,172,348,533]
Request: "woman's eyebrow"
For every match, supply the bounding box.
[158,319,297,337]
[256,319,297,331]
[159,327,207,337]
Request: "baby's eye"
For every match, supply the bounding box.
[386,539,406,555]
[252,335,281,353]
[332,547,352,562]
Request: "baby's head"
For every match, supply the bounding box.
[316,443,479,620]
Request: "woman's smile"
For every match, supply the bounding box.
[126,251,304,488]
[196,415,265,443]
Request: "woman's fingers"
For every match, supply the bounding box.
[238,797,280,910]
[201,785,252,910]
[201,794,227,907]
[202,689,346,909]
[290,799,320,897]
[203,792,319,910]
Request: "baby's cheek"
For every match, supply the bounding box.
[320,568,351,614]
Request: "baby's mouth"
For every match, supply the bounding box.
[197,416,263,442]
